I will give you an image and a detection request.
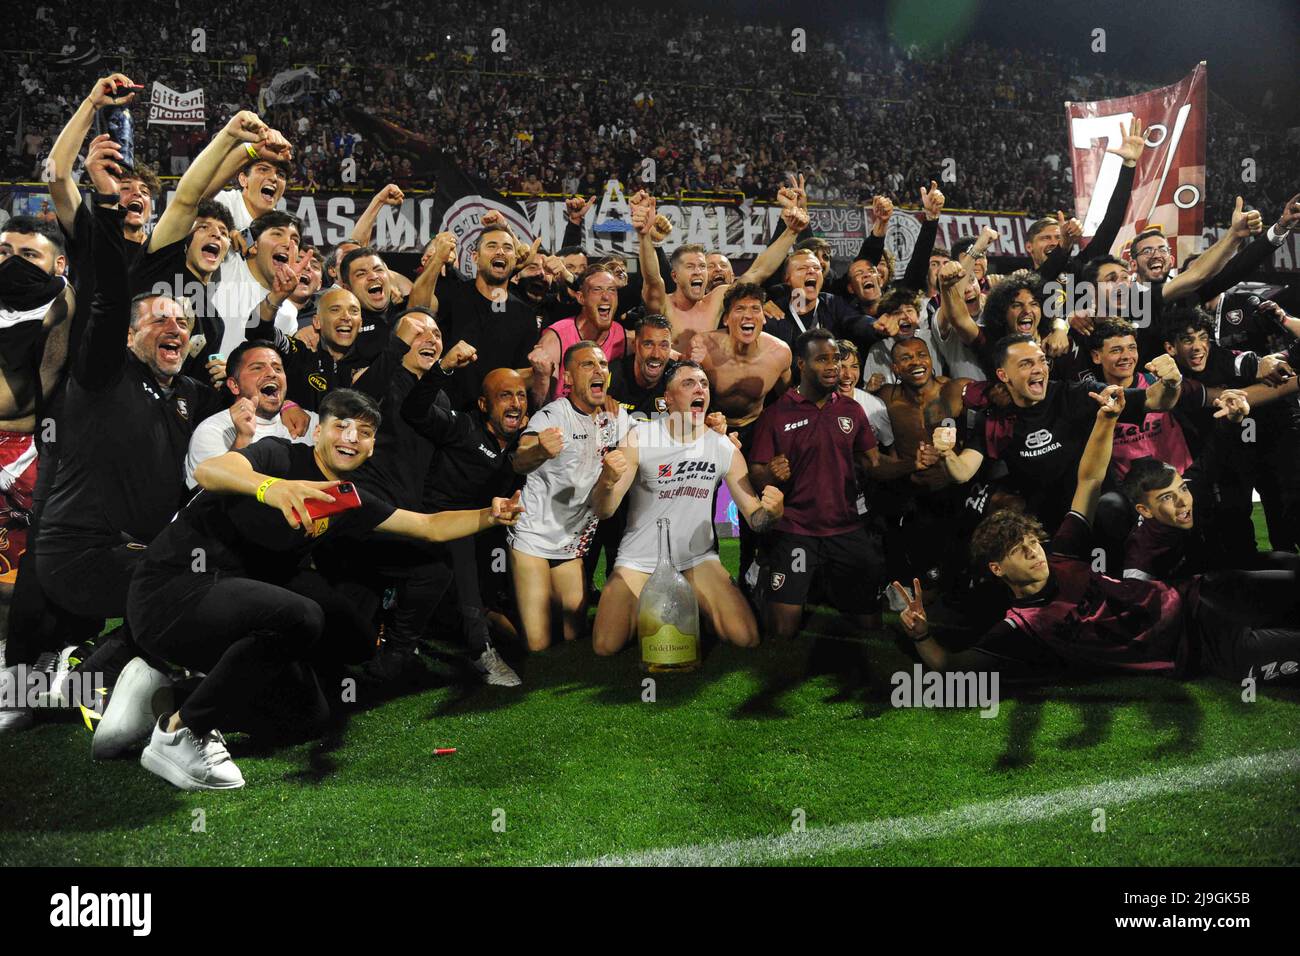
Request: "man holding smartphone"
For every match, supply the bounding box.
[107,389,521,790]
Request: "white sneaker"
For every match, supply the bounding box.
[140,716,245,791]
[475,645,522,687]
[93,658,174,760]
[0,665,33,734]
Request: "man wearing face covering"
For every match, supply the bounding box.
[0,217,75,666]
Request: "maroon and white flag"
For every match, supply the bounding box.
[1066,62,1208,268]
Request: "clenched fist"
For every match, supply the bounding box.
[938,260,967,291]
[601,448,628,481]
[1145,353,1182,386]
[538,426,564,459]
[440,340,478,371]
[932,425,957,454]
[768,454,792,483]
[759,484,784,519]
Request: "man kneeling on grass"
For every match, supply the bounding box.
[106,389,521,791]
[893,386,1300,687]
[590,360,783,655]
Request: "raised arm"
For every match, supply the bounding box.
[48,74,139,234]
[151,112,275,251]
[1162,197,1262,302]
[632,191,666,308]
[898,182,944,293]
[1141,352,1184,411]
[935,259,982,344]
[737,202,808,286]
[351,184,405,246]
[1071,385,1125,521]
[193,449,339,530]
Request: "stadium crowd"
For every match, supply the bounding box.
[0,58,1298,795]
[5,0,1298,222]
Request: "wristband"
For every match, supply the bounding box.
[911,631,930,644]
[1051,319,1069,332]
[245,143,261,162]
[255,477,281,503]
[281,401,299,411]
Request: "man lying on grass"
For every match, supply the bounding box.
[893,385,1300,687]
[107,389,522,791]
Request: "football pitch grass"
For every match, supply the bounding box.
[2,512,1297,867]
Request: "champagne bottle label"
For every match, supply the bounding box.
[640,623,698,665]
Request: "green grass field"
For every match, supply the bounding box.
[2,508,1297,867]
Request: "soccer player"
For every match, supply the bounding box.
[590,360,784,655]
[895,386,1300,687]
[118,389,522,790]
[748,329,896,638]
[527,265,628,402]
[608,313,672,421]
[509,341,630,651]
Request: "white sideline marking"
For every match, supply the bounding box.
[565,748,1300,867]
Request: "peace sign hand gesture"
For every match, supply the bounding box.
[890,578,929,641]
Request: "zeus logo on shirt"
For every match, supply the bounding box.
[783,419,810,433]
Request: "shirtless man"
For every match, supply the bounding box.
[687,281,791,590]
[690,282,791,431]
[591,360,783,655]
[875,336,977,589]
[632,189,807,355]
[0,219,74,600]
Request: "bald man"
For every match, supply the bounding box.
[247,286,361,412]
[395,364,529,684]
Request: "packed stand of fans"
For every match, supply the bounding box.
[4,0,1297,222]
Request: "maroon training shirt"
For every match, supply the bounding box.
[975,512,1190,676]
[749,389,876,536]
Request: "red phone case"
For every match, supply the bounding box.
[303,482,362,521]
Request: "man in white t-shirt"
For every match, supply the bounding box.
[185,341,316,487]
[210,211,307,356]
[206,154,290,239]
[509,341,630,651]
[590,360,783,656]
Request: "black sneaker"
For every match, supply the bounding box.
[359,645,422,686]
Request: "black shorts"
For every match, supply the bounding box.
[765,527,885,613]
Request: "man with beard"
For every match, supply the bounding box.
[608,313,672,421]
[426,222,540,411]
[116,389,522,790]
[0,218,74,684]
[897,387,1300,691]
[689,282,791,586]
[527,266,627,403]
[185,342,317,487]
[248,287,360,413]
[632,190,807,355]
[748,330,889,639]
[509,342,630,651]
[591,360,784,656]
[761,248,892,362]
[938,334,1190,531]
[399,367,530,686]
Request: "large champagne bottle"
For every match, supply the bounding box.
[637,517,700,672]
